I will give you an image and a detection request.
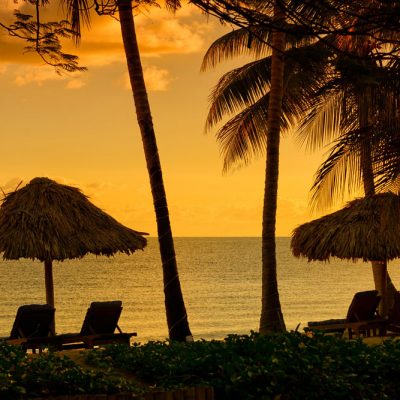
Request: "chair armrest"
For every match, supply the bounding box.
[306,318,388,338]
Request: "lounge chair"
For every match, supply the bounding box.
[53,301,136,350]
[385,291,400,334]
[3,304,55,352]
[305,290,386,339]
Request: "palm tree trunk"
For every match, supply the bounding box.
[259,0,286,334]
[360,138,390,316]
[359,93,394,316]
[118,0,192,341]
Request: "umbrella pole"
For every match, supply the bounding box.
[44,259,56,334]
[373,261,388,317]
[44,260,55,307]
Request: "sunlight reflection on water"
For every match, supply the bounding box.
[0,237,398,342]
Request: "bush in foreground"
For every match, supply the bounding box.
[86,332,400,400]
[0,342,138,399]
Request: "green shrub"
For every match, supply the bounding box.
[0,342,139,399]
[86,332,400,400]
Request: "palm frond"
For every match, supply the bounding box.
[206,42,331,132]
[206,58,271,131]
[284,0,339,30]
[297,90,345,152]
[310,134,363,211]
[201,28,272,71]
[216,95,271,172]
[217,93,295,172]
[208,40,336,171]
[165,0,181,12]
[201,24,316,71]
[374,137,400,191]
[282,44,332,122]
[376,176,400,194]
[60,0,90,43]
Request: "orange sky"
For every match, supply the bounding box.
[0,1,331,236]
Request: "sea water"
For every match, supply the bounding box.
[0,237,398,342]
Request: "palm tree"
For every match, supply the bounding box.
[298,3,400,316]
[301,70,400,208]
[203,4,400,320]
[259,0,287,333]
[63,0,192,341]
[298,55,400,315]
[202,3,328,333]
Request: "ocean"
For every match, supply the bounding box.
[0,237,398,342]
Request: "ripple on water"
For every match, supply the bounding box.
[0,238,396,341]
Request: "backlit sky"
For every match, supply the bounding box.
[0,1,329,236]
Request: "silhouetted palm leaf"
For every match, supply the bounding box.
[310,132,363,211]
[297,52,400,209]
[206,58,272,130]
[60,0,90,42]
[202,24,314,71]
[216,95,275,171]
[206,40,331,170]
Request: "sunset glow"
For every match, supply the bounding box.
[0,1,328,236]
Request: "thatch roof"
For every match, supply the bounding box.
[291,192,400,262]
[0,177,147,261]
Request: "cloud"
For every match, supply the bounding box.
[11,65,85,88]
[83,181,114,191]
[122,65,172,92]
[0,0,18,16]
[65,78,85,89]
[134,10,210,56]
[144,66,171,91]
[14,66,61,87]
[66,7,211,66]
[0,3,215,68]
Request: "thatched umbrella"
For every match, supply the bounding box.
[291,192,400,315]
[0,177,147,311]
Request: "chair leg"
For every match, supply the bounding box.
[348,328,353,340]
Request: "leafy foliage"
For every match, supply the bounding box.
[1,9,86,73]
[298,54,400,210]
[87,332,400,400]
[3,333,400,399]
[0,342,138,399]
[202,2,400,202]
[191,0,400,64]
[204,28,329,172]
